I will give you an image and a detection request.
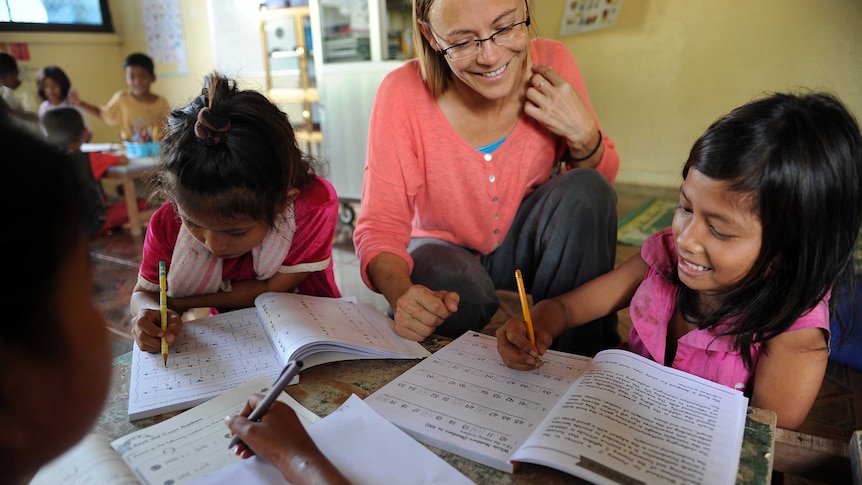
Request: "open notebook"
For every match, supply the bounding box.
[128,292,429,419]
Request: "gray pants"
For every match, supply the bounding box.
[408,168,620,356]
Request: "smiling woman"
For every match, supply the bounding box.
[353,0,621,355]
[0,0,113,32]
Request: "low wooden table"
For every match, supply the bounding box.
[95,337,776,484]
[103,156,159,237]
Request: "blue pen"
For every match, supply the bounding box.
[228,360,304,449]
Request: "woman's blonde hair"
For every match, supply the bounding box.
[412,0,534,97]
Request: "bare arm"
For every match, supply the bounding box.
[366,252,459,341]
[169,271,310,311]
[751,327,828,430]
[129,271,310,352]
[226,397,351,485]
[498,253,647,369]
[67,88,102,119]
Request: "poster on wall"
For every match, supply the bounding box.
[142,0,188,75]
[559,0,623,36]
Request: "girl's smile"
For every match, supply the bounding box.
[671,169,762,299]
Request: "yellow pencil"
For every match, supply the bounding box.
[159,261,168,367]
[514,270,535,345]
[515,269,542,368]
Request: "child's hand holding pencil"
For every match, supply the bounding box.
[495,270,563,371]
[130,262,183,355]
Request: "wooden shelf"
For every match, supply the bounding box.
[268,87,319,103]
[295,129,323,143]
[258,5,310,21]
[260,5,320,153]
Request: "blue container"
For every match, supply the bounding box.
[124,141,160,158]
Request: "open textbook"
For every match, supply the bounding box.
[368,332,749,485]
[129,292,429,419]
[30,378,471,485]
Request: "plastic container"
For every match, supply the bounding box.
[124,141,160,158]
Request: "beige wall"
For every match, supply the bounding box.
[4,0,861,188]
[0,0,214,143]
[534,0,862,187]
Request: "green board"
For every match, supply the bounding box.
[617,198,676,246]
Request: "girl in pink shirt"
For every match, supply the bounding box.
[130,72,340,355]
[498,92,862,430]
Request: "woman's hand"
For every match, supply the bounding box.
[392,285,460,341]
[524,64,602,166]
[226,396,350,485]
[130,307,182,353]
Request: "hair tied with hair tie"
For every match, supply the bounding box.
[194,107,231,146]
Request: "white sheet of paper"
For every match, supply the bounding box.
[28,434,140,485]
[193,395,473,485]
[115,375,318,484]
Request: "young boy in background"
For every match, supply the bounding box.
[71,52,170,142]
[41,106,150,236]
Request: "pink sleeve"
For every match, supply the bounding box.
[539,40,619,183]
[284,176,339,270]
[139,203,178,286]
[354,64,426,291]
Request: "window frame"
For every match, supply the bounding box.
[0,0,114,33]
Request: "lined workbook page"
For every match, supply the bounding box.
[117,376,318,485]
[129,308,283,419]
[255,292,428,365]
[367,332,590,473]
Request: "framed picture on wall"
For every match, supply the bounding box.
[559,0,622,36]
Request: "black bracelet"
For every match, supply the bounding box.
[569,131,603,162]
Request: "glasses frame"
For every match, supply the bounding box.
[426,15,532,61]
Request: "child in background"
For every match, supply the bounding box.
[41,106,149,236]
[130,71,341,354]
[0,112,113,483]
[0,50,40,133]
[37,65,92,140]
[497,92,862,430]
[71,52,170,142]
[0,114,349,485]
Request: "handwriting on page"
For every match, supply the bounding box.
[257,295,400,354]
[129,310,281,415]
[368,333,591,469]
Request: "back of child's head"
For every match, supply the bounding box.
[160,71,314,227]
[37,65,72,101]
[42,106,86,148]
[0,117,111,480]
[0,118,87,359]
[0,51,17,76]
[679,92,862,355]
[124,52,155,76]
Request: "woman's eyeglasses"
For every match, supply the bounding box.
[428,16,531,61]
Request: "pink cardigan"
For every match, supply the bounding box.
[354,39,619,291]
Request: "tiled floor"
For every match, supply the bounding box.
[88,183,862,453]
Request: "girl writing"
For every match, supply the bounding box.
[497,92,862,430]
[131,72,341,353]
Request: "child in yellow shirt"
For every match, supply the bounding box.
[72,52,170,142]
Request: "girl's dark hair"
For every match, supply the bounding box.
[677,92,862,368]
[159,72,315,227]
[0,118,86,359]
[37,65,72,102]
